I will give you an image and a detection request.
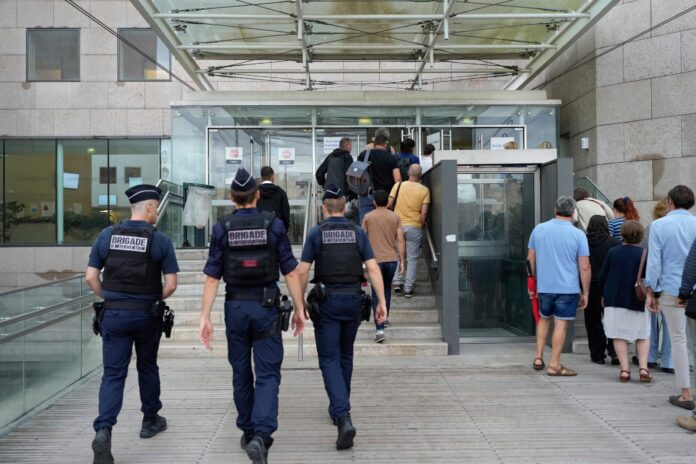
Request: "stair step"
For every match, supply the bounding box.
[572,339,589,354]
[158,338,448,358]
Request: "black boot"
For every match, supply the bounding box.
[336,415,356,450]
[92,428,114,464]
[246,436,269,464]
[140,414,167,439]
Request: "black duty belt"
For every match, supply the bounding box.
[225,288,274,303]
[325,287,362,296]
[103,300,152,311]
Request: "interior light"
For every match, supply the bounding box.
[460,117,474,124]
[260,117,273,125]
[357,117,372,125]
[86,147,96,154]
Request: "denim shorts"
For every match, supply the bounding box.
[538,293,579,321]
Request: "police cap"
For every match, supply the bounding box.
[230,168,258,194]
[125,184,161,204]
[322,183,344,201]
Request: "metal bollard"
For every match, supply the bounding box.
[297,332,304,361]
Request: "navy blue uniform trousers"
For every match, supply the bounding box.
[224,299,283,438]
[94,309,162,431]
[315,294,362,421]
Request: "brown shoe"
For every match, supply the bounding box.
[619,370,631,383]
[547,365,577,376]
[639,368,652,383]
[669,395,696,410]
[677,415,696,432]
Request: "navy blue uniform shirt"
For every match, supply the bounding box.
[301,216,375,288]
[204,208,298,290]
[89,220,180,302]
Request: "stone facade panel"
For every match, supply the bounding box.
[81,55,117,82]
[596,46,623,87]
[35,246,73,272]
[596,123,625,165]
[596,0,650,48]
[624,116,682,161]
[596,80,651,125]
[596,160,653,202]
[107,82,145,108]
[70,82,108,109]
[15,109,54,136]
[0,54,25,82]
[53,0,90,28]
[126,109,163,136]
[652,71,696,118]
[652,157,696,199]
[81,28,116,55]
[89,109,126,136]
[125,3,150,27]
[0,28,25,55]
[624,33,682,81]
[144,81,182,108]
[17,0,54,27]
[35,82,72,109]
[0,110,17,136]
[683,114,696,156]
[0,83,36,109]
[54,109,90,136]
[0,1,17,27]
[0,248,37,273]
[162,109,171,136]
[89,0,127,28]
[651,0,696,36]
[682,30,696,72]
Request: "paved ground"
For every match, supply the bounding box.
[1,344,695,463]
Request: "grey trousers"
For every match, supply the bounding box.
[393,226,423,291]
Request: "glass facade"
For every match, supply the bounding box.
[117,29,171,81]
[27,29,80,81]
[0,139,167,246]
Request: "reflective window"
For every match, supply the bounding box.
[118,29,171,81]
[4,140,56,244]
[27,29,80,81]
[108,139,161,223]
[0,141,4,244]
[61,140,110,244]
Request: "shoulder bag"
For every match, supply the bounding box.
[634,248,647,302]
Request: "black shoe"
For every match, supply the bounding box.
[647,362,658,368]
[92,428,114,464]
[662,367,675,374]
[610,357,620,366]
[591,358,606,365]
[246,436,269,464]
[336,415,356,450]
[393,284,404,294]
[404,289,414,298]
[140,415,167,439]
[632,355,639,366]
[240,433,254,451]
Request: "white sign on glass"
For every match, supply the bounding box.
[278,147,296,165]
[225,146,243,164]
[323,137,342,155]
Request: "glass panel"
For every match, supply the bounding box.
[108,139,161,224]
[0,140,4,245]
[0,337,24,428]
[27,29,80,81]
[81,309,101,376]
[458,172,536,337]
[525,106,559,150]
[473,127,525,150]
[61,140,110,244]
[171,107,208,186]
[316,107,416,127]
[118,29,171,81]
[4,140,56,244]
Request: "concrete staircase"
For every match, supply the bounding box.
[159,248,448,358]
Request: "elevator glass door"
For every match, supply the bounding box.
[457,168,538,338]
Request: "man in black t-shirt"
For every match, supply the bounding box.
[357,133,400,224]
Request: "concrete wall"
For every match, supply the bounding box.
[0,247,89,293]
[529,0,696,219]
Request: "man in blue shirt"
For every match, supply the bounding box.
[86,184,179,464]
[198,169,306,464]
[296,184,387,451]
[528,196,590,377]
[394,138,420,182]
[645,185,696,413]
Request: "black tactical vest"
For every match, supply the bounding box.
[222,211,279,287]
[102,224,163,295]
[314,221,363,284]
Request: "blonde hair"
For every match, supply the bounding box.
[323,197,346,214]
[503,141,519,149]
[652,197,669,220]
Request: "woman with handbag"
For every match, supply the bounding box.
[598,220,653,383]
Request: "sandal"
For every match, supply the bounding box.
[547,365,577,377]
[619,370,631,383]
[533,357,545,371]
[639,368,652,383]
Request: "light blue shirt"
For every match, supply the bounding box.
[645,209,696,296]
[528,219,589,294]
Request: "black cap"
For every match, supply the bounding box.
[322,183,344,200]
[125,184,161,204]
[230,168,258,194]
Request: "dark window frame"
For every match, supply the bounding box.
[116,28,172,82]
[26,28,81,82]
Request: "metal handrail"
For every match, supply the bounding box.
[155,190,184,227]
[0,275,84,297]
[424,223,439,264]
[0,293,95,329]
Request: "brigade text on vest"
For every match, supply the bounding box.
[322,229,356,244]
[110,235,148,252]
[228,229,268,247]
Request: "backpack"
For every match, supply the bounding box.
[325,153,347,192]
[396,154,413,181]
[346,150,372,196]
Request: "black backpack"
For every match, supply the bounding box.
[396,155,413,181]
[325,153,347,191]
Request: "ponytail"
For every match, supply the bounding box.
[613,196,640,220]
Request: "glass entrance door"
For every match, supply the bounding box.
[457,168,539,338]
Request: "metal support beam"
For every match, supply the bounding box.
[153,12,590,21]
[295,0,312,90]
[505,0,620,90]
[200,67,525,75]
[179,43,555,51]
[411,0,458,90]
[130,0,213,91]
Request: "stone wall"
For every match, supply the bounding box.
[529,0,696,220]
[0,247,90,294]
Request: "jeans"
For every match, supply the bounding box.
[661,300,690,389]
[538,293,579,320]
[393,226,423,291]
[358,194,375,225]
[585,281,616,361]
[372,261,397,330]
[649,312,672,368]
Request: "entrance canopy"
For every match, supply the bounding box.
[131,0,618,91]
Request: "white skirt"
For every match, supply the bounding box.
[603,306,651,341]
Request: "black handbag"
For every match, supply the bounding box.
[686,297,696,320]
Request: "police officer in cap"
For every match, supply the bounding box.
[199,168,306,464]
[296,183,388,451]
[86,184,180,464]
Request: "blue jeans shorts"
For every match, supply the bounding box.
[538,293,579,321]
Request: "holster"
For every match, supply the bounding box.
[306,292,321,324]
[92,301,105,336]
[150,300,174,338]
[361,291,372,322]
[280,295,292,332]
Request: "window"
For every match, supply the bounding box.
[118,29,171,81]
[27,29,80,81]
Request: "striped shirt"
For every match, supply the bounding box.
[679,238,696,300]
[608,217,625,242]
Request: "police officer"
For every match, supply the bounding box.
[296,184,388,451]
[85,184,179,464]
[198,169,306,464]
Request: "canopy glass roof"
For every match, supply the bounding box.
[131,0,618,90]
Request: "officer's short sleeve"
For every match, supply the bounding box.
[87,228,111,269]
[273,219,299,275]
[356,228,375,261]
[300,226,320,263]
[203,222,226,279]
[156,233,180,274]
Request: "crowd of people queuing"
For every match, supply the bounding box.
[532,186,696,432]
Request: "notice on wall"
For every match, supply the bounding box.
[225,146,243,164]
[490,137,515,150]
[323,137,342,155]
[426,132,441,150]
[278,147,295,165]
